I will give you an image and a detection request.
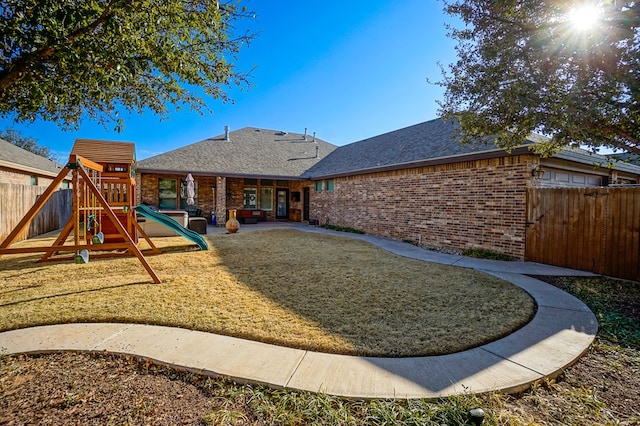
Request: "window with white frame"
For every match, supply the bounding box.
[244,187,257,209]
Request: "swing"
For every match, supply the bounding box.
[87,214,104,244]
[0,140,162,284]
[74,170,104,263]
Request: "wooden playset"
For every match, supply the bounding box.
[0,139,162,284]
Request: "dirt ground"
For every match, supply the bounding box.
[1,274,639,425]
[1,340,638,425]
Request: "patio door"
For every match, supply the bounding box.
[303,187,310,221]
[276,189,289,220]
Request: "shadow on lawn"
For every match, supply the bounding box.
[210,229,597,393]
[0,282,149,309]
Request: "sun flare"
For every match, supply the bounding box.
[567,4,602,32]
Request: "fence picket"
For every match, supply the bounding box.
[0,183,72,243]
[526,187,640,281]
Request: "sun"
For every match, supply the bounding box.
[567,4,603,32]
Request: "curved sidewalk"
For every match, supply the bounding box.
[0,225,598,399]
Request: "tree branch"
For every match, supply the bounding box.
[0,2,119,94]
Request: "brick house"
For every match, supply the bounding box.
[303,118,640,259]
[0,139,72,242]
[136,127,337,225]
[137,119,640,259]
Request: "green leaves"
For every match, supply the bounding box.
[439,0,640,155]
[0,0,255,130]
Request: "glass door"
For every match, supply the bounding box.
[276,189,289,220]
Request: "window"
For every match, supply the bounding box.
[326,179,334,191]
[315,181,322,192]
[30,175,38,186]
[244,188,257,209]
[158,178,177,209]
[261,179,273,186]
[244,178,258,185]
[260,187,273,210]
[106,164,127,173]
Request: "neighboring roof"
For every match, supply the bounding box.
[554,148,640,174]
[303,118,532,179]
[606,152,640,165]
[0,138,65,178]
[71,139,136,165]
[137,127,337,179]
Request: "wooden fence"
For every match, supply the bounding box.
[526,186,640,281]
[0,183,72,243]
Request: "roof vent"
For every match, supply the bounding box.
[315,145,319,159]
[304,128,307,141]
[224,125,230,141]
[313,132,316,143]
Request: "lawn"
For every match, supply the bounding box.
[1,275,638,425]
[1,228,639,424]
[0,228,535,357]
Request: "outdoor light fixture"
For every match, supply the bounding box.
[532,166,545,179]
[469,407,486,425]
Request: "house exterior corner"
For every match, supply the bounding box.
[310,154,537,259]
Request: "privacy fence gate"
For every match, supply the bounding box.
[526,186,640,282]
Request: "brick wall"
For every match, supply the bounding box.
[138,173,219,222]
[138,174,310,224]
[311,155,538,259]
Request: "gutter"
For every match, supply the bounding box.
[554,150,640,174]
[0,159,65,179]
[136,168,309,181]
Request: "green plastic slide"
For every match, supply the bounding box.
[134,205,209,250]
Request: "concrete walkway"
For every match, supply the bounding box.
[0,223,598,399]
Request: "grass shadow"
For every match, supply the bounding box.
[0,282,150,309]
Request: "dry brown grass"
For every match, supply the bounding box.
[0,228,535,357]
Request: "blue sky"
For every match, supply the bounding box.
[0,1,459,160]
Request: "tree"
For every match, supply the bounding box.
[0,0,255,131]
[0,127,53,159]
[438,1,640,156]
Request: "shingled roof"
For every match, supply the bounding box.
[302,118,533,178]
[0,138,65,177]
[138,127,337,179]
[303,118,640,179]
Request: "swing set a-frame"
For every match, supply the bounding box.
[0,139,162,284]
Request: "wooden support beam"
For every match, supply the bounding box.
[133,216,161,255]
[77,165,161,284]
[68,154,104,172]
[1,242,135,255]
[39,216,75,261]
[0,166,70,253]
